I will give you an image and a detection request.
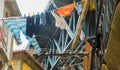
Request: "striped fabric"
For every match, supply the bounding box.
[3,18,41,55]
[4,19,22,44]
[26,36,41,55]
[16,18,26,34]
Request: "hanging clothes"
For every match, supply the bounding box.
[26,15,41,55]
[26,16,35,37]
[26,13,47,37]
[75,2,82,15]
[45,11,56,25]
[56,3,76,17]
[26,36,41,55]
[40,12,46,25]
[16,18,26,34]
[26,15,42,55]
[51,11,66,29]
[34,14,40,35]
[3,19,22,44]
[80,30,85,41]
[3,18,41,55]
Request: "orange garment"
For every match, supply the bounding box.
[56,3,76,17]
[83,41,92,70]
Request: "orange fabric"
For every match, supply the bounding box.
[56,3,76,17]
[83,41,92,70]
[85,41,92,52]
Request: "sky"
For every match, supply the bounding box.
[16,0,50,16]
[13,0,50,50]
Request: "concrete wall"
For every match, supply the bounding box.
[103,2,120,70]
[0,0,4,27]
[0,0,4,18]
[0,0,4,69]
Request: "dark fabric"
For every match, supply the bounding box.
[26,16,34,37]
[34,14,40,35]
[45,11,56,26]
[40,12,46,25]
[26,11,56,37]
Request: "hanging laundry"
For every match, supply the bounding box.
[3,18,41,55]
[3,19,22,44]
[16,18,26,34]
[45,11,56,25]
[26,15,42,55]
[75,2,82,15]
[56,3,76,17]
[34,14,40,35]
[26,36,41,55]
[40,12,46,25]
[26,16,35,37]
[80,30,85,41]
[51,11,66,29]
[26,13,47,37]
[0,27,3,39]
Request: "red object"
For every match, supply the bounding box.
[0,27,3,39]
[56,3,76,16]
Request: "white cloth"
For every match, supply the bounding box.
[51,11,66,29]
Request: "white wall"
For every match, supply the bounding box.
[0,0,4,18]
[0,0,4,27]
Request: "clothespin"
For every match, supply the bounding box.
[28,13,30,17]
[33,12,35,16]
[24,14,26,17]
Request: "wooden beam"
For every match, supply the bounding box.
[71,0,90,49]
[40,52,88,56]
[13,51,44,70]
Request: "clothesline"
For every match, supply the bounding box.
[0,3,80,55]
[0,16,25,20]
[0,2,79,20]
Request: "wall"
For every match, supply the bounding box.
[0,0,4,69]
[0,0,4,18]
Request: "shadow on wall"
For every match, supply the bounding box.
[102,2,120,70]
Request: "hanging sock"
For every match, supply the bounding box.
[26,15,41,55]
[26,36,41,55]
[16,18,27,35]
[56,3,76,17]
[51,11,66,29]
[4,18,27,44]
[3,19,22,44]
